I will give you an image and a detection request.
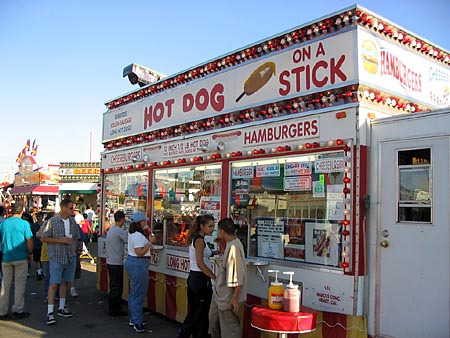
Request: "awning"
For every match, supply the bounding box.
[59,183,98,194]
[0,181,13,189]
[10,185,59,196]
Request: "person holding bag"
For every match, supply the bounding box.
[125,212,154,333]
[178,214,216,338]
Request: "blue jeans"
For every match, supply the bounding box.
[125,256,150,325]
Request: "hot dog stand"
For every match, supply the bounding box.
[97,5,449,338]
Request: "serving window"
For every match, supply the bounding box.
[153,164,222,247]
[103,171,149,231]
[231,151,347,268]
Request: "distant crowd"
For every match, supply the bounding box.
[0,198,95,324]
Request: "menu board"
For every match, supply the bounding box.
[326,184,345,220]
[257,218,284,259]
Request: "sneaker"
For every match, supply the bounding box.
[129,319,147,326]
[12,311,30,320]
[133,323,146,333]
[57,307,73,318]
[70,287,78,298]
[37,273,43,281]
[43,296,48,303]
[46,312,56,325]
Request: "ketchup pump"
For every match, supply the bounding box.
[283,271,301,312]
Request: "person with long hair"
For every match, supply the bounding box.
[178,214,216,338]
[124,212,154,333]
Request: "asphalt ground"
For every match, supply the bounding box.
[0,243,181,338]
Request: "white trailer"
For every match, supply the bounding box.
[368,108,450,338]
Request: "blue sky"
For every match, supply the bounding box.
[0,0,449,181]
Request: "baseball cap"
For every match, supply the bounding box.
[131,212,148,222]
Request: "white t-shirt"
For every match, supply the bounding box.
[62,218,70,237]
[189,235,212,271]
[74,213,84,226]
[85,209,95,221]
[127,232,150,257]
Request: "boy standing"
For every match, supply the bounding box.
[41,199,80,325]
[209,218,246,338]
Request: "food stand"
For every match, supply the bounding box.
[58,162,100,212]
[97,5,449,338]
[10,151,60,212]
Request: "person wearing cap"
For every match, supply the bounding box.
[125,212,155,333]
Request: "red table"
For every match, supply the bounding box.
[251,305,316,338]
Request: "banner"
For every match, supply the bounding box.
[103,30,356,141]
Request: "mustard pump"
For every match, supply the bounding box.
[267,270,284,310]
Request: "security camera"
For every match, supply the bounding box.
[132,155,150,163]
[216,142,226,151]
[123,63,166,87]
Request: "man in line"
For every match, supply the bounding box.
[0,201,33,320]
[209,218,247,338]
[41,199,81,325]
[105,210,128,316]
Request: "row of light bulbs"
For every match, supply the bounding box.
[103,87,357,151]
[358,11,449,62]
[105,7,446,111]
[359,89,422,112]
[104,85,425,152]
[102,138,350,172]
[340,141,353,270]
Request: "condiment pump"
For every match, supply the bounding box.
[267,270,283,310]
[283,271,300,312]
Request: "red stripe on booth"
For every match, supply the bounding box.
[165,275,178,320]
[243,294,262,338]
[147,270,156,312]
[322,311,347,338]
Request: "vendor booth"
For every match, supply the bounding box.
[97,5,449,338]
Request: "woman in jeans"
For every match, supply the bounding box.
[178,214,216,338]
[125,212,154,333]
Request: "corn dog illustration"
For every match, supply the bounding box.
[236,62,276,102]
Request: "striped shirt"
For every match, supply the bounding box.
[42,215,80,265]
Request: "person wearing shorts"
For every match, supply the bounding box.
[41,199,80,325]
